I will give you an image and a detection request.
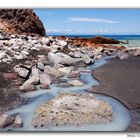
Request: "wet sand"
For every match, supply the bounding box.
[88,56,140,132]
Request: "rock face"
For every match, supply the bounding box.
[0,9,45,36]
[32,93,113,128]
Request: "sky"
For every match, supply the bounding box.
[34,9,140,35]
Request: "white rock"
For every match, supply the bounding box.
[96,54,102,60]
[58,66,74,75]
[21,50,29,55]
[19,84,36,92]
[81,54,92,64]
[13,115,23,128]
[57,40,67,47]
[116,52,128,60]
[41,37,50,45]
[31,66,40,77]
[14,54,27,60]
[68,80,85,87]
[36,62,44,71]
[48,52,83,66]
[18,67,30,78]
[44,65,64,78]
[0,51,6,60]
[0,113,14,128]
[40,73,52,85]
[133,49,140,56]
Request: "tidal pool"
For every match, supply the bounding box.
[1,56,131,131]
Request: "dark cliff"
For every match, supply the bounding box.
[0,9,46,36]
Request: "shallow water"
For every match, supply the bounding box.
[1,56,131,131]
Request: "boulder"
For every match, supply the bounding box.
[116,52,129,60]
[31,66,40,77]
[3,72,18,80]
[44,65,65,78]
[132,49,140,56]
[18,66,31,79]
[0,51,7,60]
[48,52,86,67]
[19,84,36,92]
[0,113,14,128]
[81,54,93,64]
[58,66,74,75]
[96,54,102,60]
[41,37,50,45]
[32,93,113,128]
[57,40,67,47]
[36,62,44,71]
[14,54,27,60]
[68,80,85,87]
[13,115,23,128]
[40,84,50,89]
[67,70,80,78]
[40,73,52,85]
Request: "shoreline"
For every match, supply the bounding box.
[87,56,140,132]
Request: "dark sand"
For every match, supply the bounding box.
[88,56,140,132]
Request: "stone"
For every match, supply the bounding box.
[44,65,65,78]
[14,54,27,60]
[56,83,73,88]
[81,54,93,64]
[25,76,39,85]
[31,66,40,77]
[58,66,74,75]
[132,49,140,56]
[67,70,80,78]
[96,54,102,60]
[48,52,86,67]
[57,40,67,47]
[88,51,95,58]
[21,50,29,56]
[73,51,82,58]
[40,84,50,89]
[40,73,52,85]
[36,62,44,71]
[0,51,7,60]
[18,66,31,79]
[13,115,23,128]
[116,52,129,60]
[0,113,14,128]
[19,84,36,92]
[68,80,85,87]
[41,37,50,45]
[32,93,113,128]
[3,72,18,80]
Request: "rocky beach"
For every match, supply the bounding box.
[0,9,140,132]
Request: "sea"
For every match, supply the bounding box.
[51,34,140,48]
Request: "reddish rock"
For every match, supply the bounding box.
[0,9,45,36]
[66,36,120,47]
[3,72,18,80]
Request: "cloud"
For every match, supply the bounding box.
[46,28,75,33]
[66,17,120,24]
